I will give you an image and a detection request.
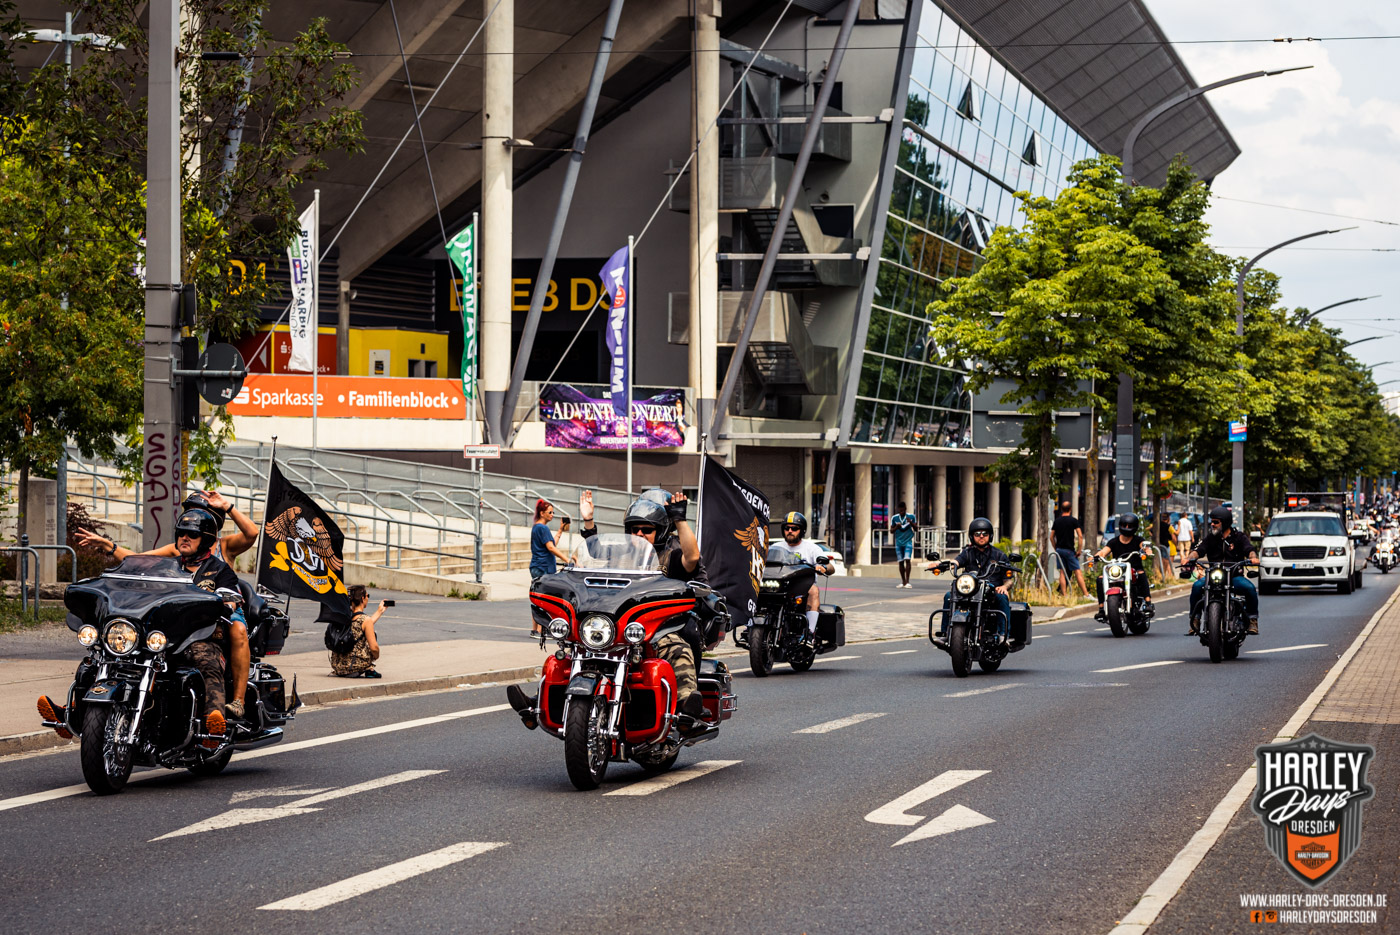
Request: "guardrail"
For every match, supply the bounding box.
[1,542,40,618]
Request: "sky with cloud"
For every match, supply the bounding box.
[1146,2,1400,385]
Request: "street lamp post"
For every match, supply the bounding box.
[1297,294,1380,325]
[1233,227,1355,519]
[1342,336,1383,350]
[1115,65,1313,524]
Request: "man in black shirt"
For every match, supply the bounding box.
[1050,500,1088,598]
[1089,513,1154,621]
[1180,506,1259,635]
[927,517,1014,640]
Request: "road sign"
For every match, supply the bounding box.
[1228,418,1248,443]
[196,343,247,405]
[463,445,501,459]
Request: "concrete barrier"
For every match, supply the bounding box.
[340,560,490,600]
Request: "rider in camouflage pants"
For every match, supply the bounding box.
[179,639,225,717]
[655,632,698,704]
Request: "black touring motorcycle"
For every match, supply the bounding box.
[1181,559,1257,663]
[39,556,299,794]
[733,543,845,676]
[927,552,1032,677]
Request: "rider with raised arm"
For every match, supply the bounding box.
[927,517,1013,640]
[1088,512,1155,622]
[775,511,833,646]
[1180,505,1259,636]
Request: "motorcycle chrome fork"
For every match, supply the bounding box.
[604,660,627,742]
[125,660,160,744]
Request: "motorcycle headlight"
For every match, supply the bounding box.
[547,617,571,640]
[1108,564,1124,579]
[955,574,978,595]
[145,630,168,652]
[77,625,98,647]
[1261,547,1279,557]
[1208,568,1226,584]
[104,620,139,655]
[624,622,646,644]
[1328,547,1346,556]
[760,579,780,590]
[579,614,615,649]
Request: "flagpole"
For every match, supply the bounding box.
[626,234,634,497]
[311,189,321,451]
[471,210,479,471]
[255,435,278,593]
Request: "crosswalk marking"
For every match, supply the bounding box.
[1094,660,1183,673]
[944,682,1023,698]
[1246,643,1328,655]
[603,759,740,796]
[795,713,886,734]
[258,841,506,911]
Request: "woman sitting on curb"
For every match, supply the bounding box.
[332,584,388,678]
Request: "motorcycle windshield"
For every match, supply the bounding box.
[65,555,225,645]
[570,534,662,572]
[765,544,806,566]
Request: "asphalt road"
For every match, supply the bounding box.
[0,571,1393,934]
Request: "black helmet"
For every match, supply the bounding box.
[174,508,220,554]
[780,511,808,536]
[1117,513,1140,535]
[182,491,227,529]
[623,497,670,540]
[968,516,994,539]
[1209,506,1233,530]
[638,487,672,508]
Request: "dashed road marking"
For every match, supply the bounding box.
[1062,630,1087,635]
[944,682,1023,698]
[795,713,887,734]
[603,759,740,796]
[881,649,918,655]
[1094,660,1183,673]
[258,841,506,911]
[1245,643,1328,654]
[814,655,861,663]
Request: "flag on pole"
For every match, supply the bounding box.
[286,202,317,373]
[697,456,771,632]
[445,220,478,401]
[257,462,351,622]
[600,244,631,417]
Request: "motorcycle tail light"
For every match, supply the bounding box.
[77,625,98,647]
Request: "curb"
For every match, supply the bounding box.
[0,662,544,759]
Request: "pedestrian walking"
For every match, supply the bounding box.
[1050,500,1089,597]
[1175,512,1194,555]
[890,502,919,587]
[331,585,386,679]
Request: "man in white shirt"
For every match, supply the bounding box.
[1175,514,1194,559]
[777,511,833,644]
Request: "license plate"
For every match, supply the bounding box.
[1291,563,1315,570]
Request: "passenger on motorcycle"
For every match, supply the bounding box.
[1179,506,1259,636]
[1089,513,1155,622]
[777,511,833,646]
[927,517,1013,640]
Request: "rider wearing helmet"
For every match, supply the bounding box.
[1089,513,1155,622]
[1179,506,1259,635]
[926,517,1014,641]
[777,511,834,646]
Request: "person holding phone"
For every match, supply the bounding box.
[332,585,388,678]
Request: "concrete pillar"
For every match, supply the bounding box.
[337,280,351,375]
[931,464,947,529]
[1099,469,1110,527]
[480,0,514,443]
[854,461,872,566]
[1070,468,1081,515]
[1009,486,1023,542]
[1139,469,1150,506]
[898,463,915,515]
[960,465,976,530]
[24,478,58,582]
[689,7,720,443]
[987,479,1001,539]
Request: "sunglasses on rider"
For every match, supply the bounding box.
[782,524,802,532]
[629,525,657,535]
[972,530,991,537]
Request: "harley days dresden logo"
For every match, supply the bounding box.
[1251,734,1375,887]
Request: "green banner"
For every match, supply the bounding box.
[445,220,477,401]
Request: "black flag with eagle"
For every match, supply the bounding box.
[696,456,771,633]
[257,462,352,624]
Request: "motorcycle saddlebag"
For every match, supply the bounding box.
[816,605,846,647]
[697,658,736,721]
[1008,601,1032,650]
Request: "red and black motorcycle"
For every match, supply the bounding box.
[520,535,737,790]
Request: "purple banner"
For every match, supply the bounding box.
[600,245,630,416]
[539,384,685,450]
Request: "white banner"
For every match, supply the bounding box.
[286,202,318,373]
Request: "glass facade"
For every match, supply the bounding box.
[850,1,1099,448]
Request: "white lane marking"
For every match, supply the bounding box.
[153,770,443,840]
[944,682,1023,698]
[865,770,989,826]
[814,654,860,663]
[1062,630,1087,635]
[603,759,740,796]
[729,667,751,675]
[794,713,886,734]
[1094,660,1183,674]
[894,804,996,846]
[1108,585,1400,935]
[0,703,508,814]
[229,785,332,805]
[1094,627,1110,632]
[1245,643,1328,655]
[259,841,506,911]
[881,649,918,655]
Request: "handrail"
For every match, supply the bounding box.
[25,544,79,584]
[0,545,40,618]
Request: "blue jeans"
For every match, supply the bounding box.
[941,589,1012,638]
[1190,576,1258,620]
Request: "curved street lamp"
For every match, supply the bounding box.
[1297,294,1381,325]
[1342,335,1384,350]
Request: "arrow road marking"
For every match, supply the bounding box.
[229,785,332,805]
[258,841,507,911]
[603,759,741,796]
[152,770,443,840]
[894,803,997,846]
[865,770,989,826]
[1094,660,1184,673]
[795,713,886,734]
[1246,643,1328,654]
[944,683,1023,698]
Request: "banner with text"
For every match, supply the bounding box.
[600,245,630,416]
[285,202,318,373]
[229,375,466,419]
[539,384,684,449]
[444,219,477,401]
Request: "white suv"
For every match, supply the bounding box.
[1258,511,1363,595]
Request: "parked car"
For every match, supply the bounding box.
[1258,511,1366,595]
[808,539,847,576]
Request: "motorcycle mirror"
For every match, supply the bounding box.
[215,587,241,603]
[1007,553,1023,563]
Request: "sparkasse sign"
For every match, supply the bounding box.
[228,375,466,420]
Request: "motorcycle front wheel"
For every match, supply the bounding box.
[564,696,610,790]
[748,626,774,677]
[1105,594,1127,638]
[1205,602,1225,664]
[948,623,972,678]
[80,705,134,795]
